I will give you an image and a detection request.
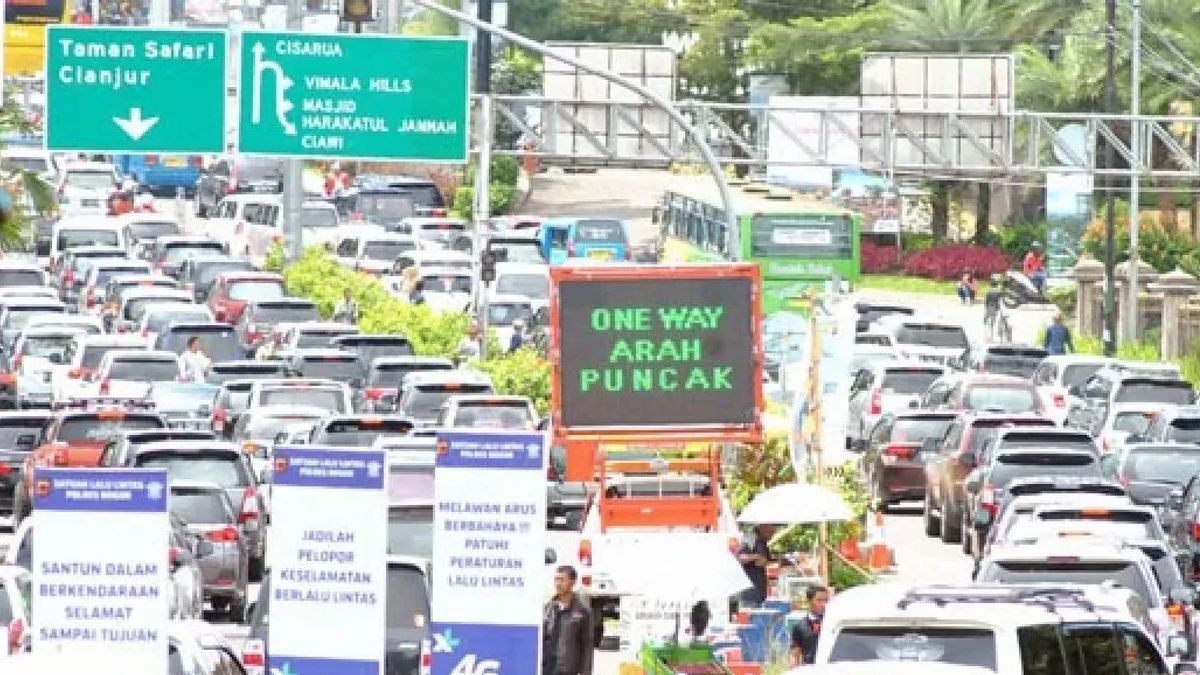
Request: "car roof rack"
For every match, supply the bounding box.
[897,585,1098,613]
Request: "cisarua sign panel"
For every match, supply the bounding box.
[551,264,762,435]
[236,32,469,162]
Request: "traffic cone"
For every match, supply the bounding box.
[866,510,895,572]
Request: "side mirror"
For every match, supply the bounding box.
[545,547,557,565]
[1168,489,1185,512]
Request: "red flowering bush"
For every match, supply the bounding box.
[901,244,1010,281]
[861,240,901,273]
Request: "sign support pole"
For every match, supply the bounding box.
[476,92,493,358]
[409,0,740,249]
[283,0,306,263]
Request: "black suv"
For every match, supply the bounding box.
[194,155,285,217]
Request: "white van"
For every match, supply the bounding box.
[48,217,126,273]
[205,194,341,264]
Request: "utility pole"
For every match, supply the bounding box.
[1103,0,1118,356]
[473,0,494,359]
[282,0,306,263]
[1127,0,1142,341]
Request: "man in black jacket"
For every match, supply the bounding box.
[543,565,594,675]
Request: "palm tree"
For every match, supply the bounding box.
[0,91,55,248]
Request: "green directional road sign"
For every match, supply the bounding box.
[237,33,469,162]
[45,26,227,154]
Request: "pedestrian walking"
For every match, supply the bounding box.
[180,337,211,383]
[332,288,360,324]
[736,524,776,608]
[790,585,829,666]
[1043,312,1074,355]
[984,274,1003,338]
[542,565,594,675]
[457,320,482,363]
[1023,241,1047,296]
[509,318,527,351]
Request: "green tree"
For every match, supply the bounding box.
[508,0,682,44]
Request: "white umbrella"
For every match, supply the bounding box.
[608,536,751,602]
[737,482,854,525]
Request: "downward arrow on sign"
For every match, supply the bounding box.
[113,108,160,141]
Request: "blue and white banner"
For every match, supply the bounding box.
[268,447,388,675]
[432,431,546,675]
[32,468,170,673]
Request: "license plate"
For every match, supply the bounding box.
[82,199,99,207]
[253,184,275,193]
[163,157,186,167]
[587,249,612,260]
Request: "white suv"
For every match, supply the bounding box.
[816,582,1180,675]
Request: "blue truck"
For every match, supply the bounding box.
[114,154,204,196]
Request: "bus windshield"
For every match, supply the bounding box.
[750,214,853,259]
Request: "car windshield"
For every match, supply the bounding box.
[370,363,450,388]
[318,420,414,446]
[386,566,430,630]
[296,358,362,381]
[108,359,179,381]
[236,159,281,181]
[422,275,471,294]
[4,156,48,173]
[341,342,413,364]
[126,221,181,241]
[358,194,414,220]
[967,386,1039,413]
[453,402,531,429]
[96,266,151,288]
[983,351,1046,378]
[990,454,1101,487]
[880,370,942,395]
[252,304,319,325]
[151,385,218,412]
[0,270,42,287]
[1126,449,1200,482]
[165,329,242,361]
[487,303,533,326]
[148,310,212,327]
[195,261,253,287]
[299,208,338,228]
[387,506,434,558]
[297,331,355,348]
[895,325,968,349]
[5,308,64,330]
[0,420,46,450]
[79,345,131,370]
[65,171,115,190]
[891,418,955,443]
[982,561,1154,605]
[57,230,120,250]
[1116,382,1194,405]
[488,242,545,264]
[363,241,415,261]
[58,415,163,441]
[228,281,284,302]
[170,490,229,525]
[403,385,492,419]
[260,388,346,413]
[495,274,549,299]
[21,335,74,360]
[126,297,187,320]
[164,244,224,261]
[1113,411,1155,434]
[246,416,322,441]
[574,220,625,244]
[136,452,250,488]
[828,626,996,669]
[1062,364,1105,388]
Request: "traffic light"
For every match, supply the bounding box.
[341,0,373,23]
[481,250,497,284]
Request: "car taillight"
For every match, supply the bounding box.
[169,545,181,568]
[0,465,10,477]
[980,485,998,516]
[868,388,882,415]
[883,443,918,461]
[238,486,260,524]
[8,618,24,655]
[85,286,96,308]
[578,539,592,567]
[99,378,111,394]
[1052,393,1066,407]
[64,269,74,285]
[365,388,388,401]
[243,639,266,675]
[11,356,21,371]
[1191,519,1200,542]
[207,526,240,542]
[213,405,227,431]
[53,447,69,466]
[547,462,558,481]
[419,639,432,675]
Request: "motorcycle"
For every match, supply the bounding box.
[1001,269,1045,308]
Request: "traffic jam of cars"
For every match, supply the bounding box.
[841,302,1200,674]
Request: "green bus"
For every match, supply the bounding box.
[656,181,862,316]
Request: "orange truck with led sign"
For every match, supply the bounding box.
[574,450,741,648]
